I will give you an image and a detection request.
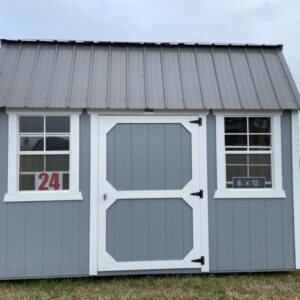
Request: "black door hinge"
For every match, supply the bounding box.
[189,117,202,126]
[192,256,205,265]
[190,190,203,198]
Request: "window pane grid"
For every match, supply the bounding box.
[224,116,272,189]
[18,115,70,191]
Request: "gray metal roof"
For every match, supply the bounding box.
[0,39,299,109]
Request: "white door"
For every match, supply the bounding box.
[97,115,209,272]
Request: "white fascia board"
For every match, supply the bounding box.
[6,108,83,115]
[87,109,209,116]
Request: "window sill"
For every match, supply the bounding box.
[214,189,286,199]
[3,191,83,202]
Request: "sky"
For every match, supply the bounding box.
[0,0,299,89]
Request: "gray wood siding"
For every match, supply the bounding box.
[207,111,295,272]
[106,198,193,262]
[0,109,90,278]
[0,109,296,278]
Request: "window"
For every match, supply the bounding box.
[214,112,285,199]
[225,117,272,188]
[19,116,70,191]
[4,111,82,202]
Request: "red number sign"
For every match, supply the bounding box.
[36,172,62,190]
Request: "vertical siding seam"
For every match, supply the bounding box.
[86,45,95,108]
[147,125,150,189]
[42,203,45,276]
[231,200,235,270]
[210,47,224,109]
[130,125,133,190]
[181,198,184,258]
[77,201,81,274]
[66,44,76,108]
[164,125,167,259]
[125,45,130,109]
[180,126,183,187]
[143,46,149,108]
[261,48,281,109]
[4,43,22,106]
[227,48,244,109]
[147,199,150,260]
[106,45,112,108]
[24,43,40,107]
[60,203,63,275]
[215,202,219,269]
[45,43,58,107]
[160,47,167,109]
[146,126,150,259]
[193,47,205,108]
[248,201,252,270]
[23,204,27,276]
[113,129,116,188]
[177,47,186,109]
[130,201,133,261]
[244,47,263,109]
[165,199,168,259]
[164,125,167,189]
[265,199,269,270]
[277,51,300,107]
[4,205,8,277]
[281,199,285,268]
[113,208,116,258]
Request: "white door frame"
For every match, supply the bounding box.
[89,112,209,274]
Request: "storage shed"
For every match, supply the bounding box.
[0,39,300,279]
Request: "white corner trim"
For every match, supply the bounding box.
[4,191,83,202]
[292,111,300,268]
[214,189,286,199]
[89,113,99,275]
[214,113,285,199]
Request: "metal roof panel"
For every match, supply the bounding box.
[0,40,298,109]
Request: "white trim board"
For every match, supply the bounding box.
[292,111,300,269]
[89,113,99,275]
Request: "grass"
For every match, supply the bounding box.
[1,271,300,300]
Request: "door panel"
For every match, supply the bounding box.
[106,123,192,190]
[106,198,193,262]
[98,115,208,272]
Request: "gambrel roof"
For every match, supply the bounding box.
[0,39,299,109]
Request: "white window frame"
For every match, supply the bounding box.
[214,111,286,199]
[4,109,83,202]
